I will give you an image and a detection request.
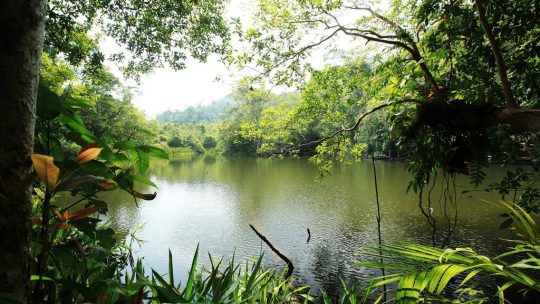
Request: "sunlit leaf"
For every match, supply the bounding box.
[130,148,149,174]
[138,145,169,160]
[31,154,59,190]
[76,144,103,164]
[129,174,158,188]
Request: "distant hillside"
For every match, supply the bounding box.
[156,97,235,124]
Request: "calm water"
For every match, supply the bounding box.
[91,156,514,293]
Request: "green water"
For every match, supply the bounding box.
[90,155,513,293]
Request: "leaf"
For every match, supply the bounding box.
[37,135,64,161]
[126,189,157,200]
[64,96,91,109]
[129,174,158,188]
[76,144,103,164]
[183,244,199,300]
[31,154,59,190]
[68,207,100,220]
[30,275,54,281]
[36,82,62,120]
[31,216,42,225]
[138,145,169,159]
[130,148,149,174]
[49,222,70,230]
[97,181,117,191]
[55,175,105,192]
[129,286,145,304]
[58,112,96,143]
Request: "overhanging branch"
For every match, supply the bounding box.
[294,99,421,149]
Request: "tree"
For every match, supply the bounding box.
[235,0,540,174]
[0,2,46,301]
[0,0,230,301]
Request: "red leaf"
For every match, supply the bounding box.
[31,216,42,225]
[126,189,157,200]
[49,222,70,230]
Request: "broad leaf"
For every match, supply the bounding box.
[55,175,104,192]
[77,144,103,164]
[138,145,169,159]
[31,154,59,190]
[36,82,62,120]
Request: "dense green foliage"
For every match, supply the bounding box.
[45,0,230,76]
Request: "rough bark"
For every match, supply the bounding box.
[0,0,46,302]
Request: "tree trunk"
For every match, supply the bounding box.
[0,0,45,302]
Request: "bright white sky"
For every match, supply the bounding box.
[100,0,388,118]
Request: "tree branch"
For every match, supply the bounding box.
[474,0,516,108]
[295,99,421,148]
[323,9,440,92]
[249,224,294,278]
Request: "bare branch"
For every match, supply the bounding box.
[474,0,516,108]
[247,27,342,86]
[249,224,294,278]
[322,9,440,92]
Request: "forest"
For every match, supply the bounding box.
[0,0,539,303]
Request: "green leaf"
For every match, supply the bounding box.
[37,82,62,120]
[64,96,92,109]
[58,112,96,143]
[168,249,174,287]
[138,145,169,159]
[130,148,149,174]
[129,174,158,188]
[30,275,54,281]
[183,244,199,301]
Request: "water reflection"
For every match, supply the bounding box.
[100,156,512,294]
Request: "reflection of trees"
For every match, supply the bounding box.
[310,242,349,298]
[203,155,216,164]
[94,157,514,296]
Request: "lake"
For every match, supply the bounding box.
[93,155,513,295]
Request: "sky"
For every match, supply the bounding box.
[126,58,232,117]
[100,0,254,118]
[100,0,388,118]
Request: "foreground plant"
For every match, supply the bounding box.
[125,246,311,304]
[358,202,540,303]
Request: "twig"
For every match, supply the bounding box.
[371,157,386,302]
[249,224,294,278]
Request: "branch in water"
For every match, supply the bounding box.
[249,224,294,278]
